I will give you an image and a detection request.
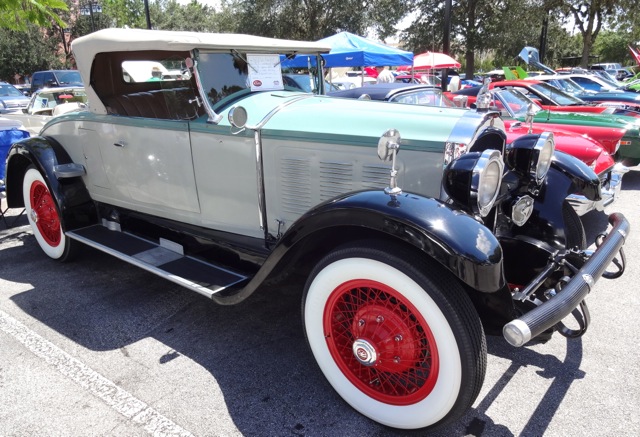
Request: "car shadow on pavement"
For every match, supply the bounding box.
[0,225,597,437]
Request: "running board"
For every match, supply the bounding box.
[66,224,249,299]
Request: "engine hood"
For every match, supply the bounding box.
[216,91,485,153]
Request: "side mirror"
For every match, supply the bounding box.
[377,129,400,161]
[377,129,403,196]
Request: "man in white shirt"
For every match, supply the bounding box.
[375,66,394,83]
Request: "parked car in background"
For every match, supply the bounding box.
[4,28,629,432]
[2,86,87,135]
[555,72,621,92]
[486,79,640,117]
[29,70,83,95]
[332,83,626,215]
[534,75,640,111]
[0,82,30,114]
[452,86,640,166]
[282,73,340,92]
[13,84,31,95]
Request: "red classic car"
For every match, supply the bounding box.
[488,79,640,118]
[447,86,636,159]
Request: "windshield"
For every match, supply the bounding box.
[55,71,82,85]
[29,88,87,114]
[195,51,325,112]
[529,82,583,105]
[493,89,541,118]
[544,78,587,95]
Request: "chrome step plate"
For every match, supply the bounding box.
[67,225,248,299]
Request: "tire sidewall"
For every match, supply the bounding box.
[304,256,463,430]
[22,167,67,259]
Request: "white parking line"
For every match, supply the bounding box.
[0,309,194,437]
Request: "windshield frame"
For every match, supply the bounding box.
[493,88,542,118]
[529,82,584,106]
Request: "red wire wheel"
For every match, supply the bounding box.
[29,179,62,247]
[323,279,439,405]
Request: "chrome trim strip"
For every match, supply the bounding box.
[191,53,223,124]
[251,94,315,236]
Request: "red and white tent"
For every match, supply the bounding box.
[397,51,461,71]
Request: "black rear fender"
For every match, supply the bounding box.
[5,136,97,229]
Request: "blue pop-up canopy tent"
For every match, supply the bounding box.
[282,31,413,69]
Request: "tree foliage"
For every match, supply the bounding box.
[555,0,618,67]
[0,26,60,82]
[0,0,68,30]
[401,0,525,76]
[224,0,408,40]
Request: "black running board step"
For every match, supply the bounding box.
[67,224,249,299]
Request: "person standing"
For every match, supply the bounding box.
[375,66,394,83]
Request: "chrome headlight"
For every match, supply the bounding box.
[443,149,504,217]
[504,132,555,185]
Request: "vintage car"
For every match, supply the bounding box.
[4,29,629,432]
[452,86,640,166]
[2,86,88,135]
[331,83,625,215]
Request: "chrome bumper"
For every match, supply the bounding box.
[567,163,628,216]
[503,212,629,347]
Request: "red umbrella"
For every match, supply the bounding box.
[397,52,461,71]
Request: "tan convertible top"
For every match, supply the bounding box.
[72,28,331,81]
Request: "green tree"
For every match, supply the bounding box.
[0,0,68,30]
[593,30,635,66]
[152,0,219,32]
[556,0,618,67]
[225,0,408,41]
[401,0,522,77]
[0,26,60,82]
[101,0,146,29]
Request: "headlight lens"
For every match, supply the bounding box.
[535,133,554,181]
[504,132,555,185]
[443,149,504,217]
[478,156,503,214]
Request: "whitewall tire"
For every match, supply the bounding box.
[303,243,486,430]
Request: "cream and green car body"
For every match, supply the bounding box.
[4,28,629,432]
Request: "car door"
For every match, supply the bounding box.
[85,118,200,221]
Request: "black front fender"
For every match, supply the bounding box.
[515,151,600,249]
[261,190,504,294]
[5,135,96,229]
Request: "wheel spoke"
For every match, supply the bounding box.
[30,180,61,247]
[324,279,439,405]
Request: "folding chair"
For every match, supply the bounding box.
[0,128,30,228]
[0,185,25,228]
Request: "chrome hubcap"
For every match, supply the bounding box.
[352,339,377,366]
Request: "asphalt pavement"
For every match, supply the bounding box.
[1,169,639,437]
